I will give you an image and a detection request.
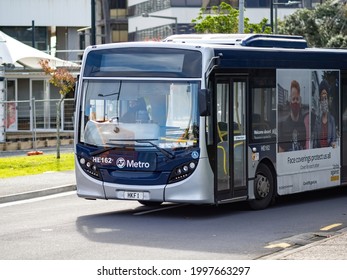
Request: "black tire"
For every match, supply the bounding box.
[249,163,275,210]
[138,200,163,207]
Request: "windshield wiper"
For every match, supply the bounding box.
[89,139,175,159]
[135,139,175,159]
[89,144,120,156]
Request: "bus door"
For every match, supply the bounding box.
[215,77,247,202]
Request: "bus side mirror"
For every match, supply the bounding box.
[199,89,211,116]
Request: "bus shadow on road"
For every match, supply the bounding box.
[74,201,258,257]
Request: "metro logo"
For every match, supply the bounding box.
[127,160,150,168]
[116,157,126,168]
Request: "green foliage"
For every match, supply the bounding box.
[327,34,347,48]
[0,153,75,178]
[278,0,347,47]
[192,2,239,33]
[39,59,76,96]
[246,18,272,34]
[191,2,271,34]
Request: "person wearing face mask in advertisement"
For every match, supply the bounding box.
[278,80,307,152]
[312,80,337,148]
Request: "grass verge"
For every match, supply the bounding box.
[0,153,75,178]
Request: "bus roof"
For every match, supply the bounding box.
[213,44,347,69]
[163,33,248,45]
[81,35,347,74]
[163,33,308,49]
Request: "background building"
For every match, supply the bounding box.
[128,0,323,41]
[1,0,326,58]
[0,0,92,63]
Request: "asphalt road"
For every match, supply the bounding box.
[1,186,347,260]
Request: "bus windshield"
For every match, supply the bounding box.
[80,79,200,151]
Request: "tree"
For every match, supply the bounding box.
[278,0,347,47]
[191,2,271,34]
[39,59,76,158]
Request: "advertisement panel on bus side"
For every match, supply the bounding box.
[276,69,340,195]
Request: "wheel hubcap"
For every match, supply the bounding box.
[256,174,270,198]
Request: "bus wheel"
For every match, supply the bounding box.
[249,164,275,210]
[138,200,163,207]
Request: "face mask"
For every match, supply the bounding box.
[320,99,328,113]
[291,102,300,117]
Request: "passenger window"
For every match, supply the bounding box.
[251,87,276,141]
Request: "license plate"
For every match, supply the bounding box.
[124,191,144,200]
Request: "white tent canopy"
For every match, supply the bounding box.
[0,31,78,69]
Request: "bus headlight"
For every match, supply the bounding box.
[78,156,100,179]
[168,160,198,183]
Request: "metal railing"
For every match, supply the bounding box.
[0,98,74,143]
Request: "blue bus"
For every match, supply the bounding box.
[74,34,347,210]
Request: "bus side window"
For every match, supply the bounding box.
[251,87,276,141]
[217,121,228,142]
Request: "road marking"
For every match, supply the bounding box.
[265,242,291,249]
[0,191,75,208]
[320,223,342,231]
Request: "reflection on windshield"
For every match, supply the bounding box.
[80,80,200,150]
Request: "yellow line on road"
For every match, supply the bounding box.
[320,223,342,231]
[265,242,291,249]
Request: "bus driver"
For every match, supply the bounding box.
[122,98,149,123]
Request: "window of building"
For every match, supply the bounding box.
[109,0,127,9]
[112,30,128,42]
[0,26,48,51]
[170,0,202,6]
[129,0,171,17]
